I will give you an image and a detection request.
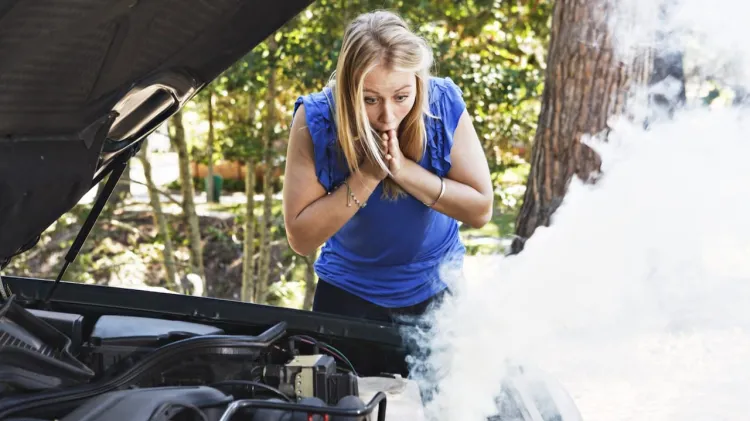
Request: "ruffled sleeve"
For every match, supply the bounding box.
[427,76,467,177]
[292,88,340,192]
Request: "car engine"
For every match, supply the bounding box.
[0,293,582,421]
[0,294,428,420]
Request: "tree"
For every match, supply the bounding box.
[256,35,279,305]
[511,0,654,254]
[138,138,179,289]
[169,110,207,293]
[206,90,218,203]
[241,99,259,303]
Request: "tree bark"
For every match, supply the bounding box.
[206,92,217,203]
[242,156,257,302]
[256,37,278,304]
[170,109,207,294]
[511,0,653,254]
[138,140,179,289]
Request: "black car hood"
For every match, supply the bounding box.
[0,0,313,264]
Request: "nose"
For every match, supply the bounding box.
[379,102,397,126]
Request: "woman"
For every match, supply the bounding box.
[282,10,493,324]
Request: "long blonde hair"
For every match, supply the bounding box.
[329,10,434,199]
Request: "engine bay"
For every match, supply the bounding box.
[0,281,584,421]
[0,294,425,421]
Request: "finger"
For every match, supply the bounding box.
[380,132,389,152]
[388,131,399,149]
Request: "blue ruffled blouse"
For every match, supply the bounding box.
[292,76,467,308]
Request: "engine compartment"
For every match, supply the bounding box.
[0,282,585,421]
[0,294,421,421]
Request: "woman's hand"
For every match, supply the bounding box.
[357,134,390,181]
[359,155,388,181]
[383,129,405,177]
[377,111,494,228]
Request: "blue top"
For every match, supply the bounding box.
[292,76,466,308]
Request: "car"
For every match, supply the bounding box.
[0,1,584,420]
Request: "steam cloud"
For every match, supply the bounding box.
[404,0,750,420]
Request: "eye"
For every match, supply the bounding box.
[364,97,378,105]
[395,94,409,102]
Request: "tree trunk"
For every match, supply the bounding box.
[206,92,217,203]
[242,156,257,302]
[511,0,653,254]
[170,109,207,294]
[138,139,179,289]
[256,37,278,304]
[302,252,317,311]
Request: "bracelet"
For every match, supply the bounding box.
[425,176,445,207]
[343,179,366,209]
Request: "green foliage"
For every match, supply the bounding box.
[194,0,552,167]
[400,0,552,166]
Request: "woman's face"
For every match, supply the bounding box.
[362,65,417,134]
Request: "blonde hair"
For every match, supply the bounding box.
[328,10,434,199]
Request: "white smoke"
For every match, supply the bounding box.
[404,0,750,420]
[610,0,750,88]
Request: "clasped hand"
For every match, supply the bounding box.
[360,129,405,181]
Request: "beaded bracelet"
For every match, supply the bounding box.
[343,179,366,209]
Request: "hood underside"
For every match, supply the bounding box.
[0,0,312,264]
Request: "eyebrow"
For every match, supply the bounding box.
[363,84,412,95]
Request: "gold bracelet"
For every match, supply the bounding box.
[343,179,366,209]
[426,176,445,207]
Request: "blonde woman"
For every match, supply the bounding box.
[282,10,493,324]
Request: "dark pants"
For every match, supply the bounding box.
[311,279,447,325]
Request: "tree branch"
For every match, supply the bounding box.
[119,179,183,207]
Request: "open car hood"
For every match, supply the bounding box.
[0,0,312,265]
[0,2,588,419]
